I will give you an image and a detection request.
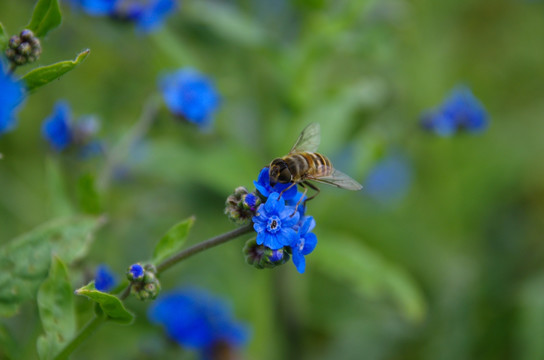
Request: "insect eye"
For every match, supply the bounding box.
[279,168,291,183]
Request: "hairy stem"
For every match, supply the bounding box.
[53,315,107,360]
[156,224,254,274]
[97,94,160,190]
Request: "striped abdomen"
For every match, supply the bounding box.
[283,152,333,181]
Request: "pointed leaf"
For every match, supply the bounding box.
[26,0,62,37]
[37,256,76,360]
[75,282,134,324]
[0,216,105,317]
[45,156,73,217]
[0,22,8,50]
[153,216,195,264]
[312,232,426,322]
[22,49,90,92]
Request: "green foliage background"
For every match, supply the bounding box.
[1,0,544,359]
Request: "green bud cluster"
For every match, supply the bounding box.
[5,29,42,66]
[224,186,261,225]
[243,238,290,269]
[127,264,161,301]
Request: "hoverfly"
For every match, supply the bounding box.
[268,122,362,206]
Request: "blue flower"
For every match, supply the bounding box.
[364,154,412,206]
[252,192,300,250]
[128,263,144,281]
[148,288,250,359]
[41,101,73,151]
[0,67,25,136]
[69,0,119,16]
[95,264,118,292]
[286,190,307,218]
[421,86,488,136]
[159,68,220,127]
[290,216,317,274]
[254,167,298,200]
[124,0,177,32]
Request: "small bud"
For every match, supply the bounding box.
[131,269,161,301]
[5,29,42,67]
[127,263,145,281]
[243,238,290,269]
[225,187,259,225]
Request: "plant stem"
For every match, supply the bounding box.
[156,224,254,274]
[53,315,107,360]
[97,94,161,190]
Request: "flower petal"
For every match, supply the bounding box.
[301,233,317,255]
[291,250,306,274]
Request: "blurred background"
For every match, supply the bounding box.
[1,0,544,359]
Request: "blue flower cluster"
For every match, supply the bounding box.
[0,66,26,136]
[251,168,318,274]
[41,101,102,155]
[159,68,221,128]
[421,86,488,136]
[148,288,250,360]
[69,0,177,32]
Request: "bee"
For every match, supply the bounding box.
[269,122,362,205]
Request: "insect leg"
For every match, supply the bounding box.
[303,181,320,203]
[278,181,297,199]
[291,183,308,217]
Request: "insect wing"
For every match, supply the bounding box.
[289,122,321,154]
[311,168,363,191]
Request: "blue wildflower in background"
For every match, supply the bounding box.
[290,216,317,274]
[42,102,73,151]
[123,0,177,32]
[41,101,103,154]
[254,167,297,200]
[95,264,118,292]
[364,154,412,206]
[0,67,26,136]
[421,86,488,136]
[148,288,250,359]
[69,0,119,16]
[159,68,220,128]
[252,192,300,250]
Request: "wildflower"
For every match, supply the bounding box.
[290,216,317,274]
[0,67,25,136]
[148,288,250,359]
[94,264,117,292]
[159,68,220,127]
[68,0,119,16]
[286,190,307,218]
[42,101,72,151]
[254,167,297,200]
[421,86,488,136]
[5,29,42,66]
[41,101,102,153]
[252,192,300,250]
[364,154,412,205]
[122,0,177,32]
[243,238,289,269]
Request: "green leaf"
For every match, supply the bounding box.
[37,256,76,360]
[312,232,426,322]
[0,323,18,359]
[26,0,62,37]
[77,173,102,214]
[152,216,195,264]
[22,49,90,92]
[0,216,105,317]
[75,282,134,324]
[0,22,8,50]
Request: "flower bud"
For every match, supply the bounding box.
[127,263,145,281]
[243,238,290,269]
[131,271,161,301]
[225,187,260,224]
[5,29,42,66]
